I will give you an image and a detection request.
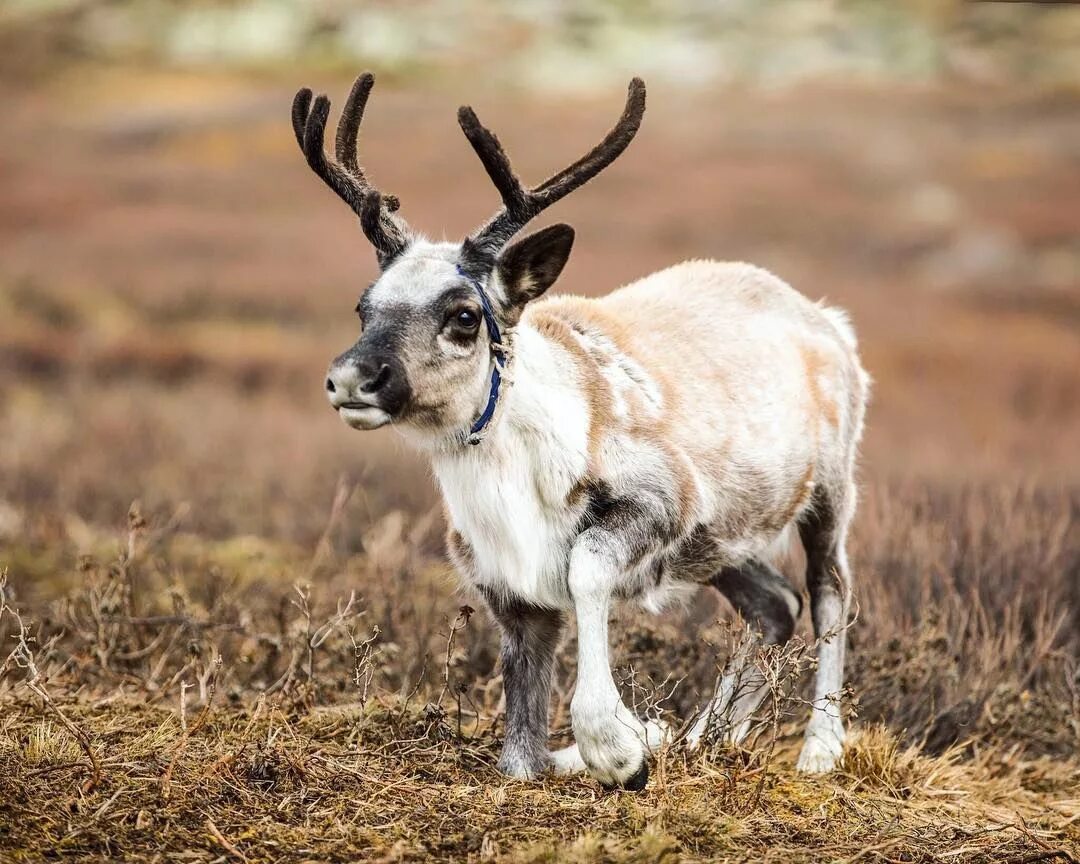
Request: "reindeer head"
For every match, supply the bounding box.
[293,74,646,442]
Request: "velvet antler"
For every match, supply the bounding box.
[292,73,410,267]
[457,78,646,264]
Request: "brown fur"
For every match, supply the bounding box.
[446,527,475,575]
[801,344,840,431]
[529,301,706,531]
[529,312,617,467]
[779,464,817,529]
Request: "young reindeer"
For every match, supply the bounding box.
[295,73,869,790]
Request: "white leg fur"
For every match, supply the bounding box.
[568,547,654,787]
[686,678,768,749]
[797,543,851,773]
[550,720,667,777]
[685,639,769,749]
[550,743,587,775]
[797,698,845,773]
[797,603,847,772]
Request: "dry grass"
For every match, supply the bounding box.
[1,482,1077,863]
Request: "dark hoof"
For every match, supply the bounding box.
[601,760,649,793]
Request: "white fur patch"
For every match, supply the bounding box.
[432,327,589,609]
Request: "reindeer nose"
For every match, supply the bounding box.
[326,362,361,408]
[357,358,391,394]
[325,354,401,410]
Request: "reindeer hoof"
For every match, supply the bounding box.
[601,759,649,792]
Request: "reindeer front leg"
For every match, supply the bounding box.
[568,533,666,791]
[483,591,564,780]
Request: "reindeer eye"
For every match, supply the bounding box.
[455,309,480,330]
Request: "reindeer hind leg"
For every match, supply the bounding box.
[686,557,802,748]
[796,481,855,773]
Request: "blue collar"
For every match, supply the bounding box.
[457,266,506,444]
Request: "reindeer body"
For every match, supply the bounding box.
[294,73,870,789]
[438,259,865,614]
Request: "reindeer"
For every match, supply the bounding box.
[295,73,870,790]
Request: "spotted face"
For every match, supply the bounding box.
[324,225,575,438]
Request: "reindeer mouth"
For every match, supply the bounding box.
[337,403,392,430]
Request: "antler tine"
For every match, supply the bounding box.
[457,106,530,219]
[335,72,374,175]
[460,78,646,260]
[291,88,313,150]
[291,75,410,265]
[533,77,646,201]
[301,94,357,206]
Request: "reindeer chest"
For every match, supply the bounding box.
[435,436,587,610]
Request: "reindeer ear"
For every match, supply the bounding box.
[496,224,575,311]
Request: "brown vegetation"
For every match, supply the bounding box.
[0,483,1077,862]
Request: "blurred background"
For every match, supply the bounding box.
[0,0,1077,578]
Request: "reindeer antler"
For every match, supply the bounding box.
[458,78,646,264]
[292,73,411,266]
